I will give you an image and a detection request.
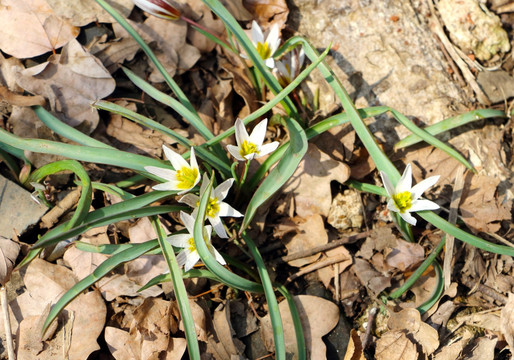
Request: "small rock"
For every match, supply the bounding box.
[477,70,514,103]
[327,190,364,231]
[0,174,47,238]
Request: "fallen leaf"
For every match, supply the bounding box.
[317,246,352,288]
[0,237,20,285]
[105,326,139,360]
[282,214,328,267]
[385,239,424,272]
[0,0,79,58]
[460,174,512,233]
[343,329,365,360]
[45,0,134,26]
[16,39,115,133]
[501,293,514,353]
[375,330,418,360]
[243,0,289,30]
[260,295,339,359]
[0,85,45,107]
[210,301,246,358]
[353,258,391,296]
[280,143,350,218]
[463,336,497,360]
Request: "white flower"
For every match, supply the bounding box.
[132,0,181,20]
[275,47,305,87]
[167,211,226,272]
[144,145,201,195]
[180,173,243,238]
[380,164,440,226]
[244,20,281,68]
[227,118,279,161]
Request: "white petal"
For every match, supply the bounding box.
[167,233,191,248]
[180,211,196,234]
[218,202,243,217]
[212,248,226,265]
[297,47,305,68]
[210,216,228,238]
[410,175,440,200]
[396,164,412,193]
[386,198,400,213]
[264,57,275,68]
[409,199,440,212]
[163,145,189,171]
[189,148,200,184]
[176,250,189,267]
[251,20,264,44]
[399,211,417,226]
[178,194,199,208]
[184,251,200,272]
[380,171,395,198]
[244,152,257,161]
[234,118,249,147]
[257,141,279,157]
[177,187,195,195]
[266,23,281,54]
[145,166,176,181]
[214,178,235,200]
[227,145,245,161]
[199,172,210,196]
[204,224,212,240]
[152,181,181,191]
[275,60,290,80]
[249,119,268,147]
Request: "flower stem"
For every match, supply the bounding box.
[180,15,233,52]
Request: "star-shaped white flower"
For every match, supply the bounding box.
[167,211,226,272]
[132,0,181,20]
[226,118,279,161]
[244,20,281,68]
[380,164,440,226]
[275,47,305,87]
[144,145,200,195]
[179,173,243,239]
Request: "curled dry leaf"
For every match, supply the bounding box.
[0,85,45,107]
[260,295,339,359]
[353,258,391,296]
[385,238,424,272]
[375,330,418,360]
[280,143,350,218]
[16,39,115,133]
[343,329,365,360]
[0,0,79,58]
[0,237,20,286]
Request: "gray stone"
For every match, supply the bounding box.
[0,175,47,238]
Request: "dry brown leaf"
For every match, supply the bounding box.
[88,26,139,73]
[463,336,497,360]
[183,0,225,52]
[343,329,365,360]
[388,308,439,356]
[218,0,252,20]
[105,327,138,360]
[45,0,134,26]
[317,246,352,288]
[385,239,424,272]
[0,237,20,285]
[409,268,439,308]
[0,85,45,107]
[353,258,391,296]
[282,214,328,267]
[260,295,339,359]
[460,174,512,233]
[243,0,289,30]
[210,301,246,358]
[16,39,115,133]
[375,330,418,360]
[280,143,350,218]
[0,0,79,58]
[501,293,514,353]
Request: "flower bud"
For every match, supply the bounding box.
[133,0,180,20]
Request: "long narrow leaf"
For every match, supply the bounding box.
[276,285,306,360]
[42,240,159,334]
[242,118,307,231]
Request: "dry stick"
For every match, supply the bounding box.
[1,287,15,360]
[271,224,394,265]
[461,275,508,305]
[428,0,491,105]
[286,256,352,283]
[361,307,377,351]
[443,165,465,290]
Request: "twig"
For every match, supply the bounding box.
[271,224,394,265]
[286,256,352,283]
[443,165,465,290]
[461,275,508,305]
[362,307,377,351]
[1,287,15,360]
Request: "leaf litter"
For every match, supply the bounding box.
[0,0,513,359]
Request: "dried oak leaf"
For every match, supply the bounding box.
[16,39,115,133]
[375,330,418,360]
[243,0,289,30]
[260,295,339,359]
[459,174,512,233]
[0,0,79,58]
[0,236,20,285]
[45,0,134,26]
[353,258,391,296]
[385,238,424,272]
[280,143,350,218]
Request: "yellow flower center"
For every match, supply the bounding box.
[176,167,198,190]
[393,191,412,213]
[196,197,220,218]
[187,237,196,252]
[256,41,272,60]
[240,140,258,158]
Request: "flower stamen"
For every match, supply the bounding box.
[176,167,199,190]
[393,191,412,213]
[240,140,258,158]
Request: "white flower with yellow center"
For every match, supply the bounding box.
[167,211,225,272]
[227,118,279,161]
[132,0,181,20]
[179,173,243,239]
[275,47,305,87]
[144,145,200,195]
[244,20,281,68]
[380,164,440,226]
